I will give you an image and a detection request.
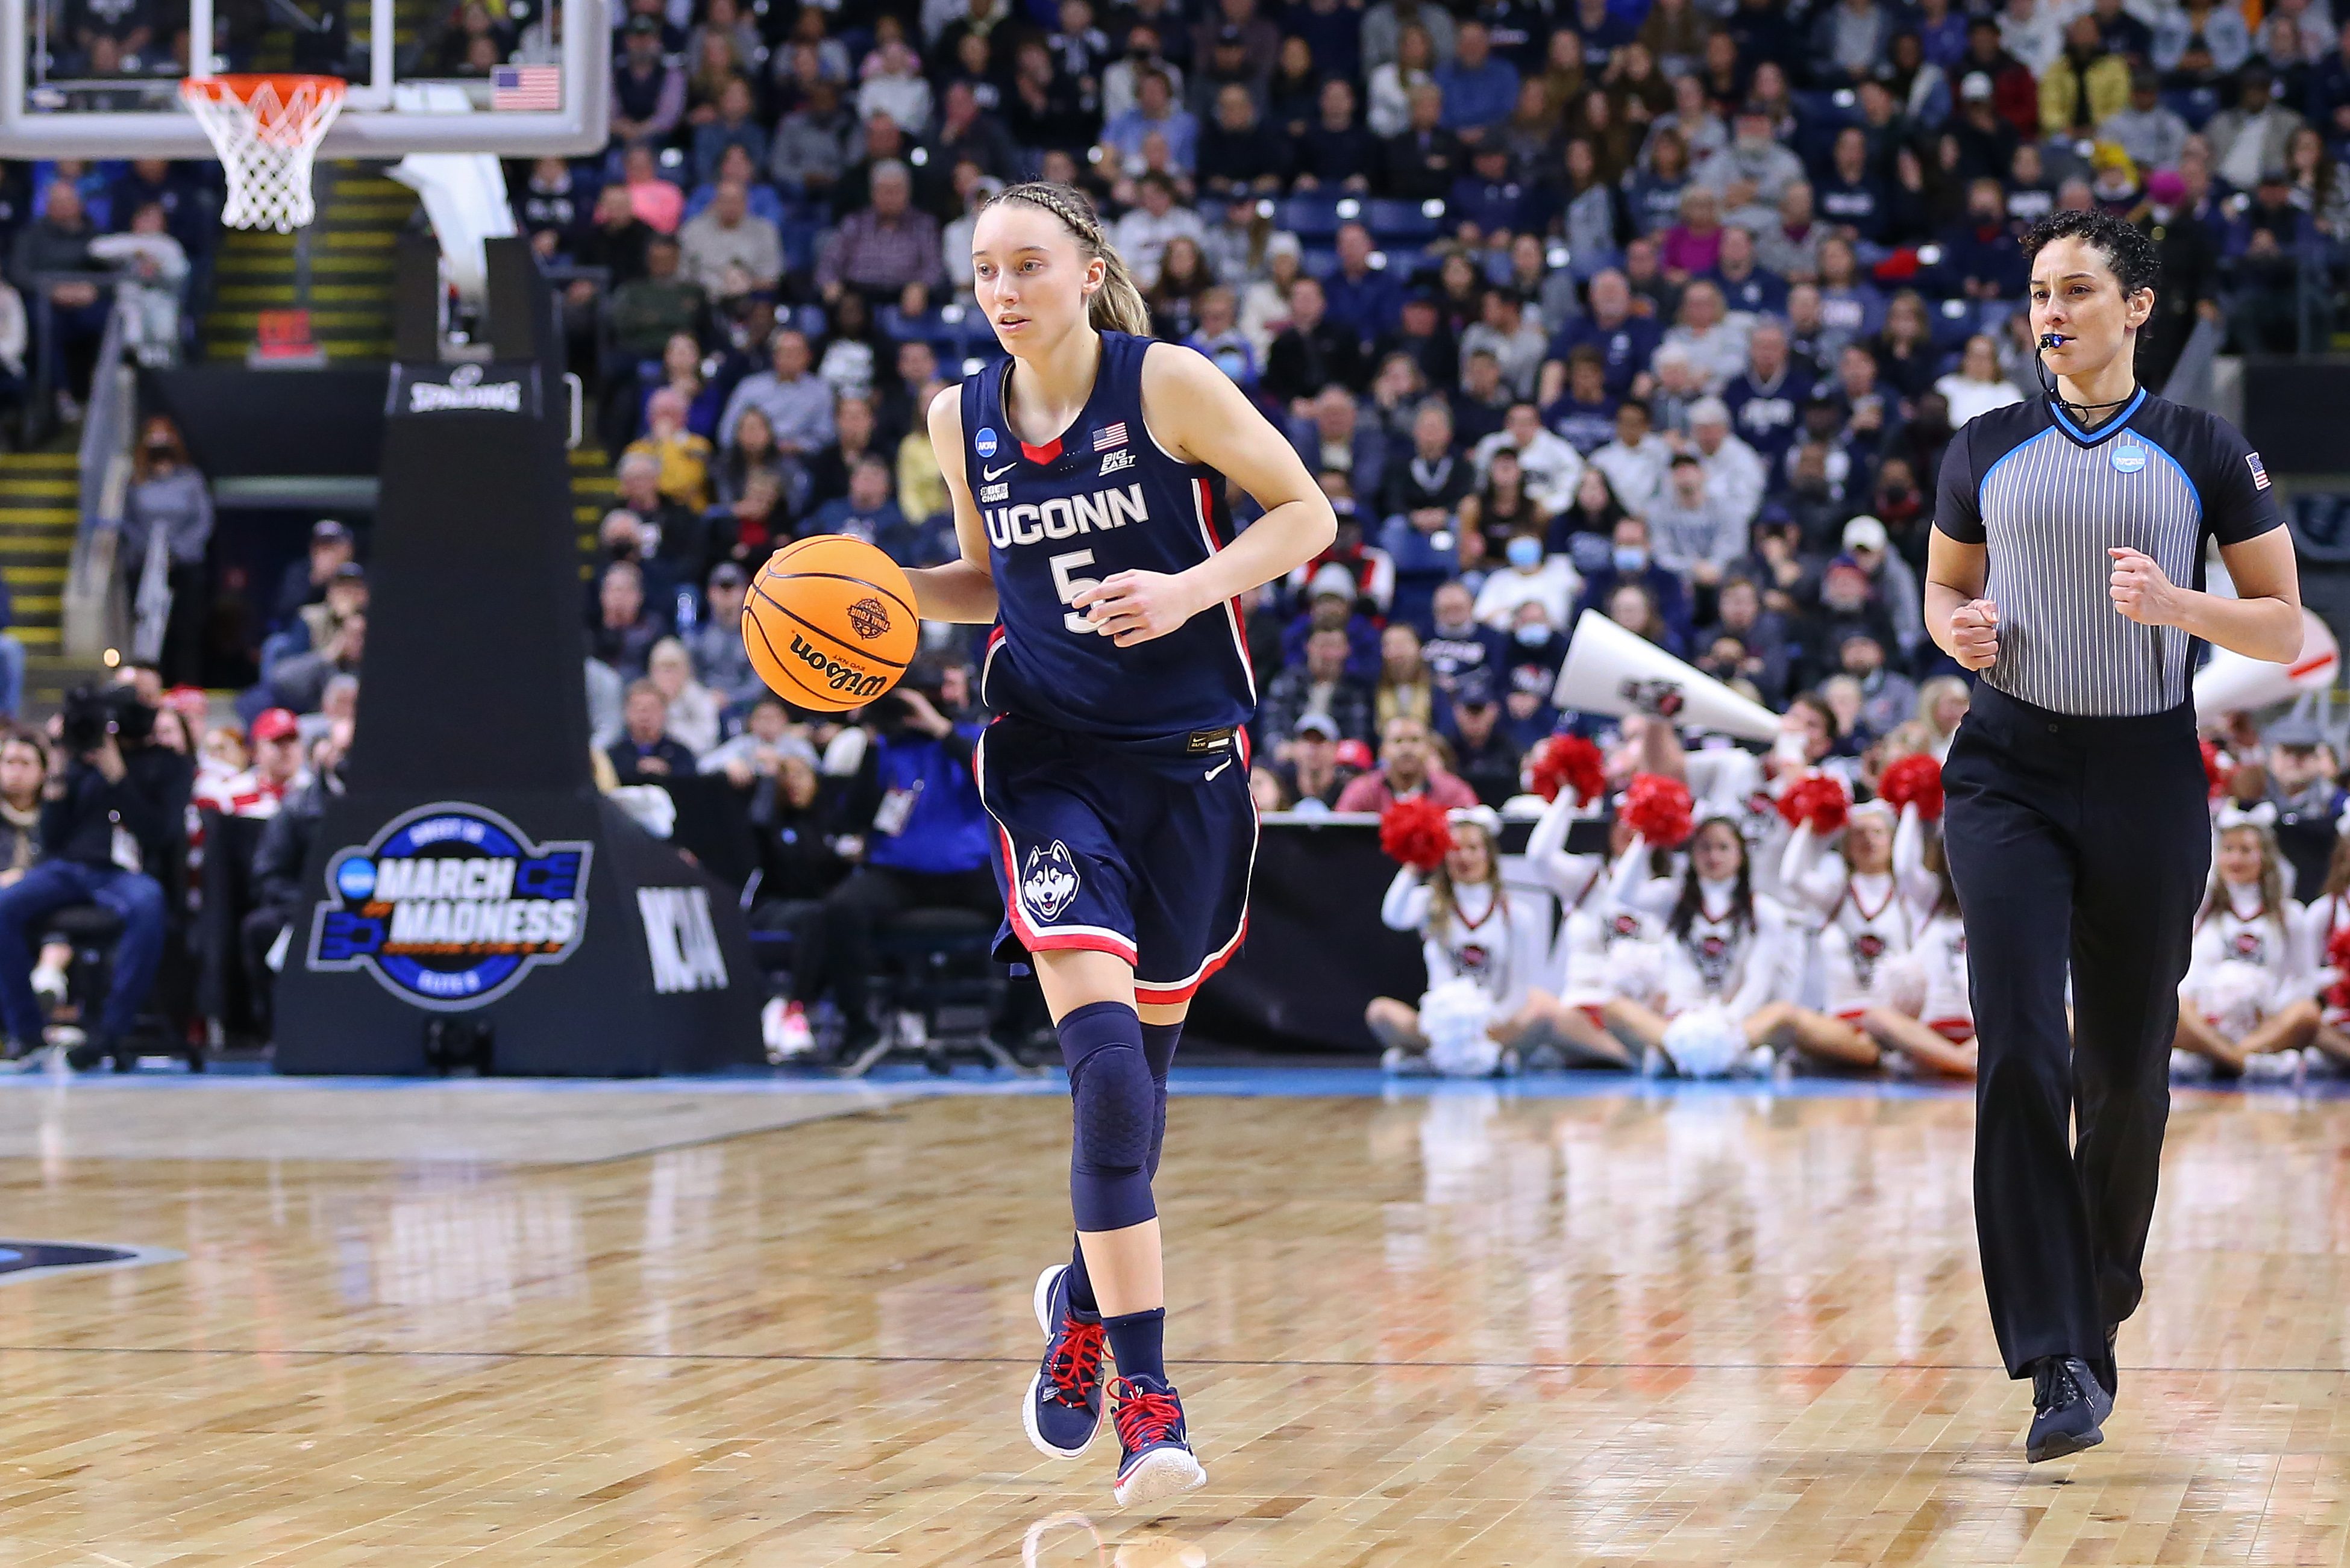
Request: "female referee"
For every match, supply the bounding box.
[905,183,1335,1507]
[1927,208,2302,1463]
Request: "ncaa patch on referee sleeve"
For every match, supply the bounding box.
[2249,452,2272,490]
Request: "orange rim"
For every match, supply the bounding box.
[180,73,346,144]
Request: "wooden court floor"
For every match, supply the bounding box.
[0,1080,2345,1564]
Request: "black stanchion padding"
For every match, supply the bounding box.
[270,236,761,1076]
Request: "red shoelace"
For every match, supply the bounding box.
[1111,1378,1183,1451]
[1045,1314,1106,1408]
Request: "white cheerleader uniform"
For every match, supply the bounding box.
[1523,791,1658,1025]
[1617,855,1791,1023]
[1381,866,1553,1019]
[2181,884,2307,1042]
[1779,810,1943,1025]
[2305,891,2350,1029]
[1909,907,1975,1042]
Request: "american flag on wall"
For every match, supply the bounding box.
[492,65,562,111]
[1094,422,1127,451]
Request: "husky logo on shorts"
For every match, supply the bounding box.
[1021,840,1081,921]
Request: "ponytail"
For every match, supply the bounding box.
[980,180,1152,336]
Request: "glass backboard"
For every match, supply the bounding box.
[0,0,606,157]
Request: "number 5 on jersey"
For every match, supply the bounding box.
[1052,550,1101,635]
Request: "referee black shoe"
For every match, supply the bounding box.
[2025,1355,2113,1463]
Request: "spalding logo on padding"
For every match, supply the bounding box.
[0,1241,183,1284]
[388,361,538,417]
[310,802,594,1010]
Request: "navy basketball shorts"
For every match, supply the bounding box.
[973,714,1258,1005]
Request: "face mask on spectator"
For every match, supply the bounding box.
[1506,537,1543,570]
[1613,546,1647,572]
[1514,622,1552,647]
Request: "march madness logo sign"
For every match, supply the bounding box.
[309,803,592,1009]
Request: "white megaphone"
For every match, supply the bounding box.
[2193,608,2339,722]
[1552,609,1784,743]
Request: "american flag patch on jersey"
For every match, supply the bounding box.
[2248,451,2272,490]
[1094,422,1127,451]
[492,65,562,110]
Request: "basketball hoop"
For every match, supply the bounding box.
[179,73,348,233]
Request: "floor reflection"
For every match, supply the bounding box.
[1024,1513,1208,1567]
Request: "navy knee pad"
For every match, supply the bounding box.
[1060,1001,1157,1232]
[1141,1020,1180,1181]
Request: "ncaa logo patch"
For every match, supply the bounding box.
[846,596,891,640]
[1021,840,1081,922]
[2112,442,2147,474]
[310,803,594,1010]
[976,426,1000,459]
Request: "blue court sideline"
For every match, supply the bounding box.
[0,1061,2340,1102]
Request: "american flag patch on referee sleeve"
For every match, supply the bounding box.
[1094,422,1127,451]
[2248,452,2272,490]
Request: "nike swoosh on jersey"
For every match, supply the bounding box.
[1203,760,1233,782]
[982,463,1017,481]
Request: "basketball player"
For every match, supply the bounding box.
[1926,208,2303,1461]
[903,182,1336,1507]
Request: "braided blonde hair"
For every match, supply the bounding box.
[978,180,1152,336]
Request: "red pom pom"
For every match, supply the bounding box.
[1622,772,1695,849]
[2328,925,2350,1013]
[1528,734,1607,805]
[1379,795,1456,871]
[1878,754,1944,821]
[1776,773,1850,834]
[2202,739,2233,801]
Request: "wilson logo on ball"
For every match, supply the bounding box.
[788,632,891,698]
[847,597,891,641]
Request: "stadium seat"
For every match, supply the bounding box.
[1364,198,1440,245]
[838,909,1023,1078]
[1278,192,1346,241]
[1929,297,1979,351]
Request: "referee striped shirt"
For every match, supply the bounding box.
[1933,389,2284,716]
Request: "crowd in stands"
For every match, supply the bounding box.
[3,0,2348,1067]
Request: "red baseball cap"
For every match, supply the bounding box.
[251,708,300,743]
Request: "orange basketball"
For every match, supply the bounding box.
[742,536,921,713]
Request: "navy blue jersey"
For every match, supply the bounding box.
[963,331,1256,745]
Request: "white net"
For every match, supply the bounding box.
[179,75,348,234]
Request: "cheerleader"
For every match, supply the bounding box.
[1368,806,1556,1075]
[1741,799,1937,1071]
[1513,787,1661,1069]
[2171,803,2310,1076]
[1599,813,1794,1073]
[1858,813,1980,1076]
[2289,813,2350,1070]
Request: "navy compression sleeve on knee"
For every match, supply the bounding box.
[1141,1019,1181,1181]
[1068,1020,1182,1310]
[1059,1000,1158,1232]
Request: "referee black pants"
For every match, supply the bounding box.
[1941,682,2210,1389]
